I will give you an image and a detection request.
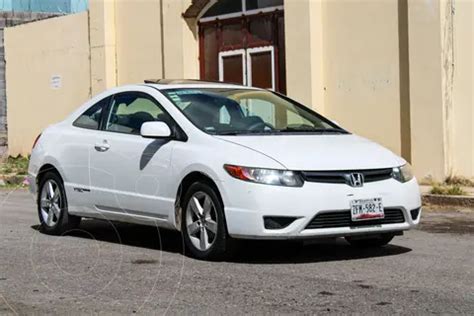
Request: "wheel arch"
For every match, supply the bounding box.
[37,163,64,186]
[174,171,224,231]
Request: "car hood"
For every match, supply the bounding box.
[216,134,405,170]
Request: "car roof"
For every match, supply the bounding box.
[142,79,261,91]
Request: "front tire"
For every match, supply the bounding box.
[345,234,394,248]
[37,171,81,235]
[181,182,233,260]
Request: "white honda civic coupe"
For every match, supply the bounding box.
[28,80,421,260]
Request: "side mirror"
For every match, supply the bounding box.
[140,121,172,139]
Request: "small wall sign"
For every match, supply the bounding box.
[50,75,62,89]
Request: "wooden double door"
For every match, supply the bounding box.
[219,46,275,90]
[199,10,286,93]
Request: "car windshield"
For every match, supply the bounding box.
[162,88,348,135]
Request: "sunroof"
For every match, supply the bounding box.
[144,79,229,85]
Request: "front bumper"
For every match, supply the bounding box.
[220,177,422,240]
[27,174,37,195]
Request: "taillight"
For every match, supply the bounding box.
[32,133,42,149]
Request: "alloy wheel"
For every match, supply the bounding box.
[40,179,62,227]
[185,191,218,251]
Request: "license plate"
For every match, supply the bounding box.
[350,198,384,221]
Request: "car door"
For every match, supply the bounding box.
[62,96,111,215]
[89,91,177,220]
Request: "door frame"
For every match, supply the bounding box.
[218,49,247,85]
[246,46,276,90]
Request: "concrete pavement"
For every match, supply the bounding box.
[0,190,473,314]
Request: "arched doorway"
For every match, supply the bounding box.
[196,0,286,93]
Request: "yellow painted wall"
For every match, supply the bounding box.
[114,0,199,84]
[3,0,473,180]
[286,0,403,155]
[4,0,199,157]
[5,12,91,156]
[162,0,199,79]
[89,0,117,95]
[408,0,448,180]
[323,0,402,156]
[115,0,163,85]
[285,0,473,180]
[452,0,474,178]
[285,0,324,113]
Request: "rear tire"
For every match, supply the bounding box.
[37,171,81,235]
[345,234,394,248]
[181,182,234,260]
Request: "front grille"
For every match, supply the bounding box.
[301,168,393,186]
[305,208,406,230]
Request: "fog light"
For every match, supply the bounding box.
[263,216,298,230]
[410,208,420,220]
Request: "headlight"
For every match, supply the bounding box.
[392,164,414,183]
[224,165,304,187]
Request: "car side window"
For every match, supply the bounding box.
[105,92,172,135]
[219,106,231,124]
[73,97,109,130]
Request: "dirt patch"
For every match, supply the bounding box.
[419,218,474,235]
[419,210,474,235]
[423,195,474,207]
[422,205,474,214]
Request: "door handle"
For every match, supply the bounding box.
[94,141,110,152]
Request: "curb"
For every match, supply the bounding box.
[422,194,474,207]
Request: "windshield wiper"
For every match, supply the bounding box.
[277,128,349,134]
[216,130,278,136]
[215,131,241,136]
[215,128,348,136]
